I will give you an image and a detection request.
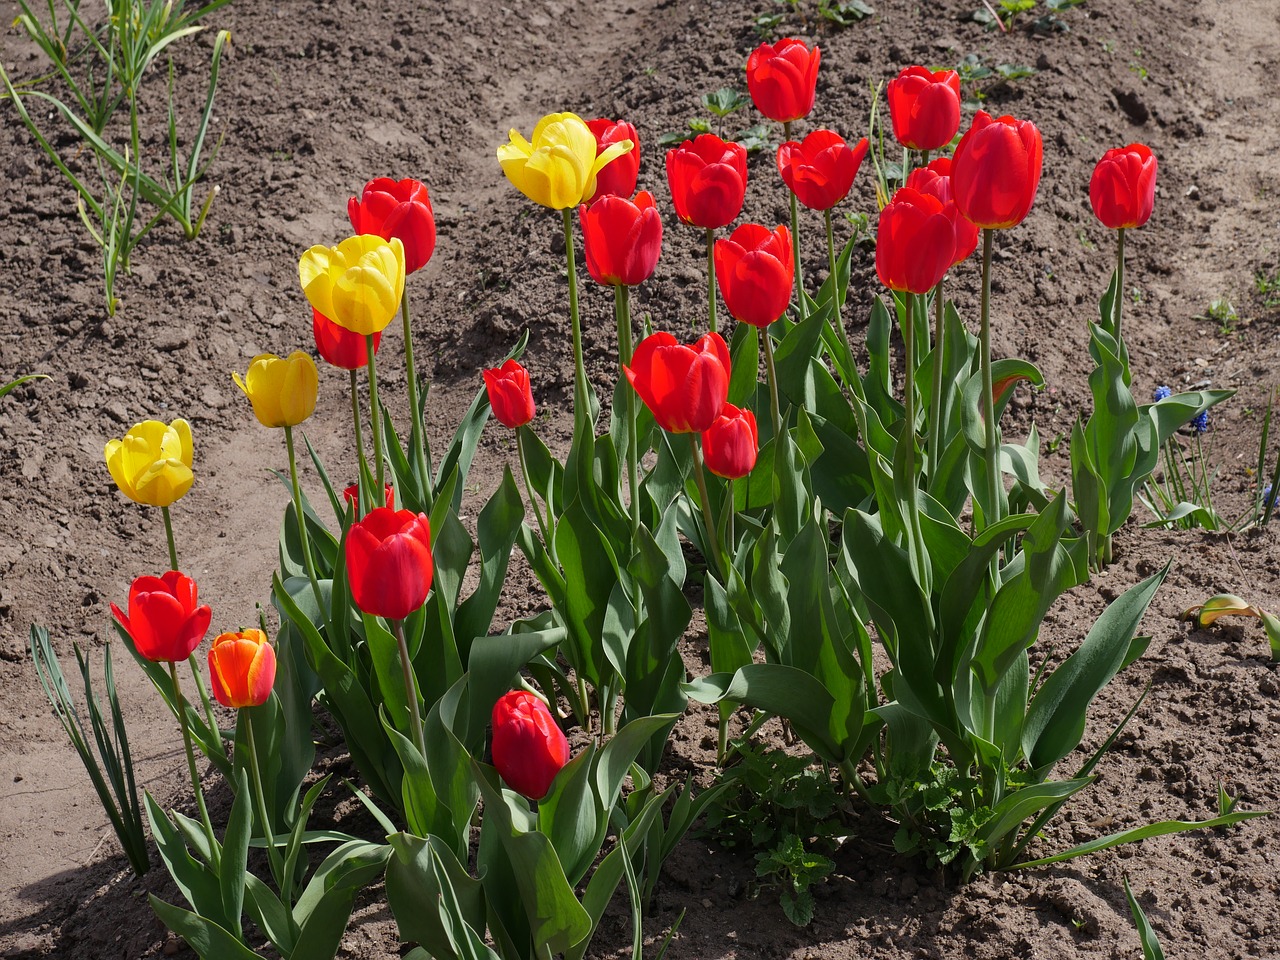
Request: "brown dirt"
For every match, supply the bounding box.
[2,0,1279,957]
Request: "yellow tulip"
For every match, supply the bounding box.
[104,418,194,507]
[232,351,318,428]
[498,112,634,210]
[298,235,405,336]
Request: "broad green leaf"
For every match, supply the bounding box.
[147,897,264,960]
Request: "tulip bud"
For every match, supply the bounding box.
[665,135,748,230]
[299,234,406,336]
[702,404,758,480]
[482,359,536,429]
[584,119,641,204]
[906,158,979,268]
[208,629,277,708]
[1089,143,1157,230]
[104,418,194,508]
[232,352,319,429]
[490,690,569,800]
[579,191,663,287]
[876,187,956,295]
[886,66,962,152]
[624,331,731,434]
[951,111,1043,230]
[714,223,793,328]
[345,508,434,620]
[110,571,212,663]
[776,130,868,212]
[343,481,395,511]
[313,308,381,370]
[498,112,634,210]
[745,38,821,124]
[348,177,438,274]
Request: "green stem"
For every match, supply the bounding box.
[761,327,783,442]
[616,284,641,537]
[575,674,592,734]
[245,715,285,890]
[517,426,554,555]
[688,434,727,582]
[350,370,370,517]
[928,278,945,488]
[901,144,912,190]
[1114,227,1125,342]
[705,228,718,335]
[784,121,806,322]
[161,506,178,571]
[825,208,856,369]
[979,229,1000,540]
[562,208,591,424]
[400,292,432,509]
[366,335,386,494]
[170,660,219,871]
[285,425,326,618]
[391,619,426,759]
[902,294,930,606]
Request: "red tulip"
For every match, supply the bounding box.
[746,38,821,124]
[776,130,869,211]
[702,404,758,480]
[110,571,212,663]
[906,157,979,267]
[714,223,793,328]
[579,190,663,287]
[490,690,569,800]
[876,187,956,294]
[624,331,730,434]
[348,177,437,274]
[584,119,641,204]
[343,481,395,510]
[665,135,748,230]
[951,111,1043,230]
[345,508,434,620]
[1089,143,1157,230]
[482,359,536,429]
[886,66,962,152]
[313,308,381,370]
[207,629,276,709]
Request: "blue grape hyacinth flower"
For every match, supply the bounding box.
[1153,385,1172,402]
[1192,410,1210,434]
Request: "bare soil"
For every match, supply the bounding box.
[2,0,1279,957]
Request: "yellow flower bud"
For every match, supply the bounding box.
[104,418,194,507]
[232,351,318,428]
[497,112,634,210]
[298,235,405,336]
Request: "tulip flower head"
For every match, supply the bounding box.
[110,571,211,663]
[343,481,396,511]
[579,190,663,287]
[951,111,1043,230]
[665,135,748,230]
[490,690,570,800]
[776,130,868,212]
[584,119,641,204]
[624,331,731,434]
[714,223,794,328]
[345,508,434,621]
[886,66,962,152]
[299,234,406,336]
[232,351,318,429]
[348,177,437,274]
[483,359,537,429]
[104,418,194,508]
[1089,143,1157,230]
[702,404,759,480]
[313,308,381,370]
[906,157,979,268]
[208,629,277,709]
[745,38,821,124]
[498,112,634,211]
[876,187,956,295]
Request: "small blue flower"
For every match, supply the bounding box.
[1264,484,1276,508]
[1153,385,1172,402]
[1192,410,1210,434]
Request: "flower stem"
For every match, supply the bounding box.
[928,277,946,488]
[761,326,783,442]
[350,370,369,517]
[562,208,591,424]
[400,293,432,509]
[979,228,1001,543]
[688,434,726,582]
[161,506,178,571]
[284,425,326,618]
[366,335,386,494]
[784,121,806,323]
[517,426,554,556]
[902,293,931,605]
[825,208,857,374]
[169,660,220,871]
[391,619,426,759]
[616,284,641,537]
[244,714,285,891]
[705,228,718,335]
[1114,227,1125,342]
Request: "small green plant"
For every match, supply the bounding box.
[1197,297,1239,335]
[1140,390,1221,530]
[700,87,748,138]
[658,89,772,153]
[1254,268,1280,308]
[0,373,48,401]
[817,0,875,27]
[844,210,874,248]
[1124,876,1166,960]
[755,833,835,926]
[751,11,786,38]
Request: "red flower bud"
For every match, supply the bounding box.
[886,66,962,152]
[746,38,821,124]
[906,157,979,268]
[110,571,212,663]
[313,308,381,370]
[624,331,730,434]
[345,508,434,620]
[714,223,793,328]
[951,111,1043,230]
[342,481,395,511]
[702,404,759,480]
[776,129,868,212]
[579,191,663,287]
[348,177,437,274]
[665,135,747,230]
[1089,143,1157,230]
[207,629,276,709]
[482,359,536,429]
[584,119,641,204]
[876,187,956,295]
[490,690,569,800]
